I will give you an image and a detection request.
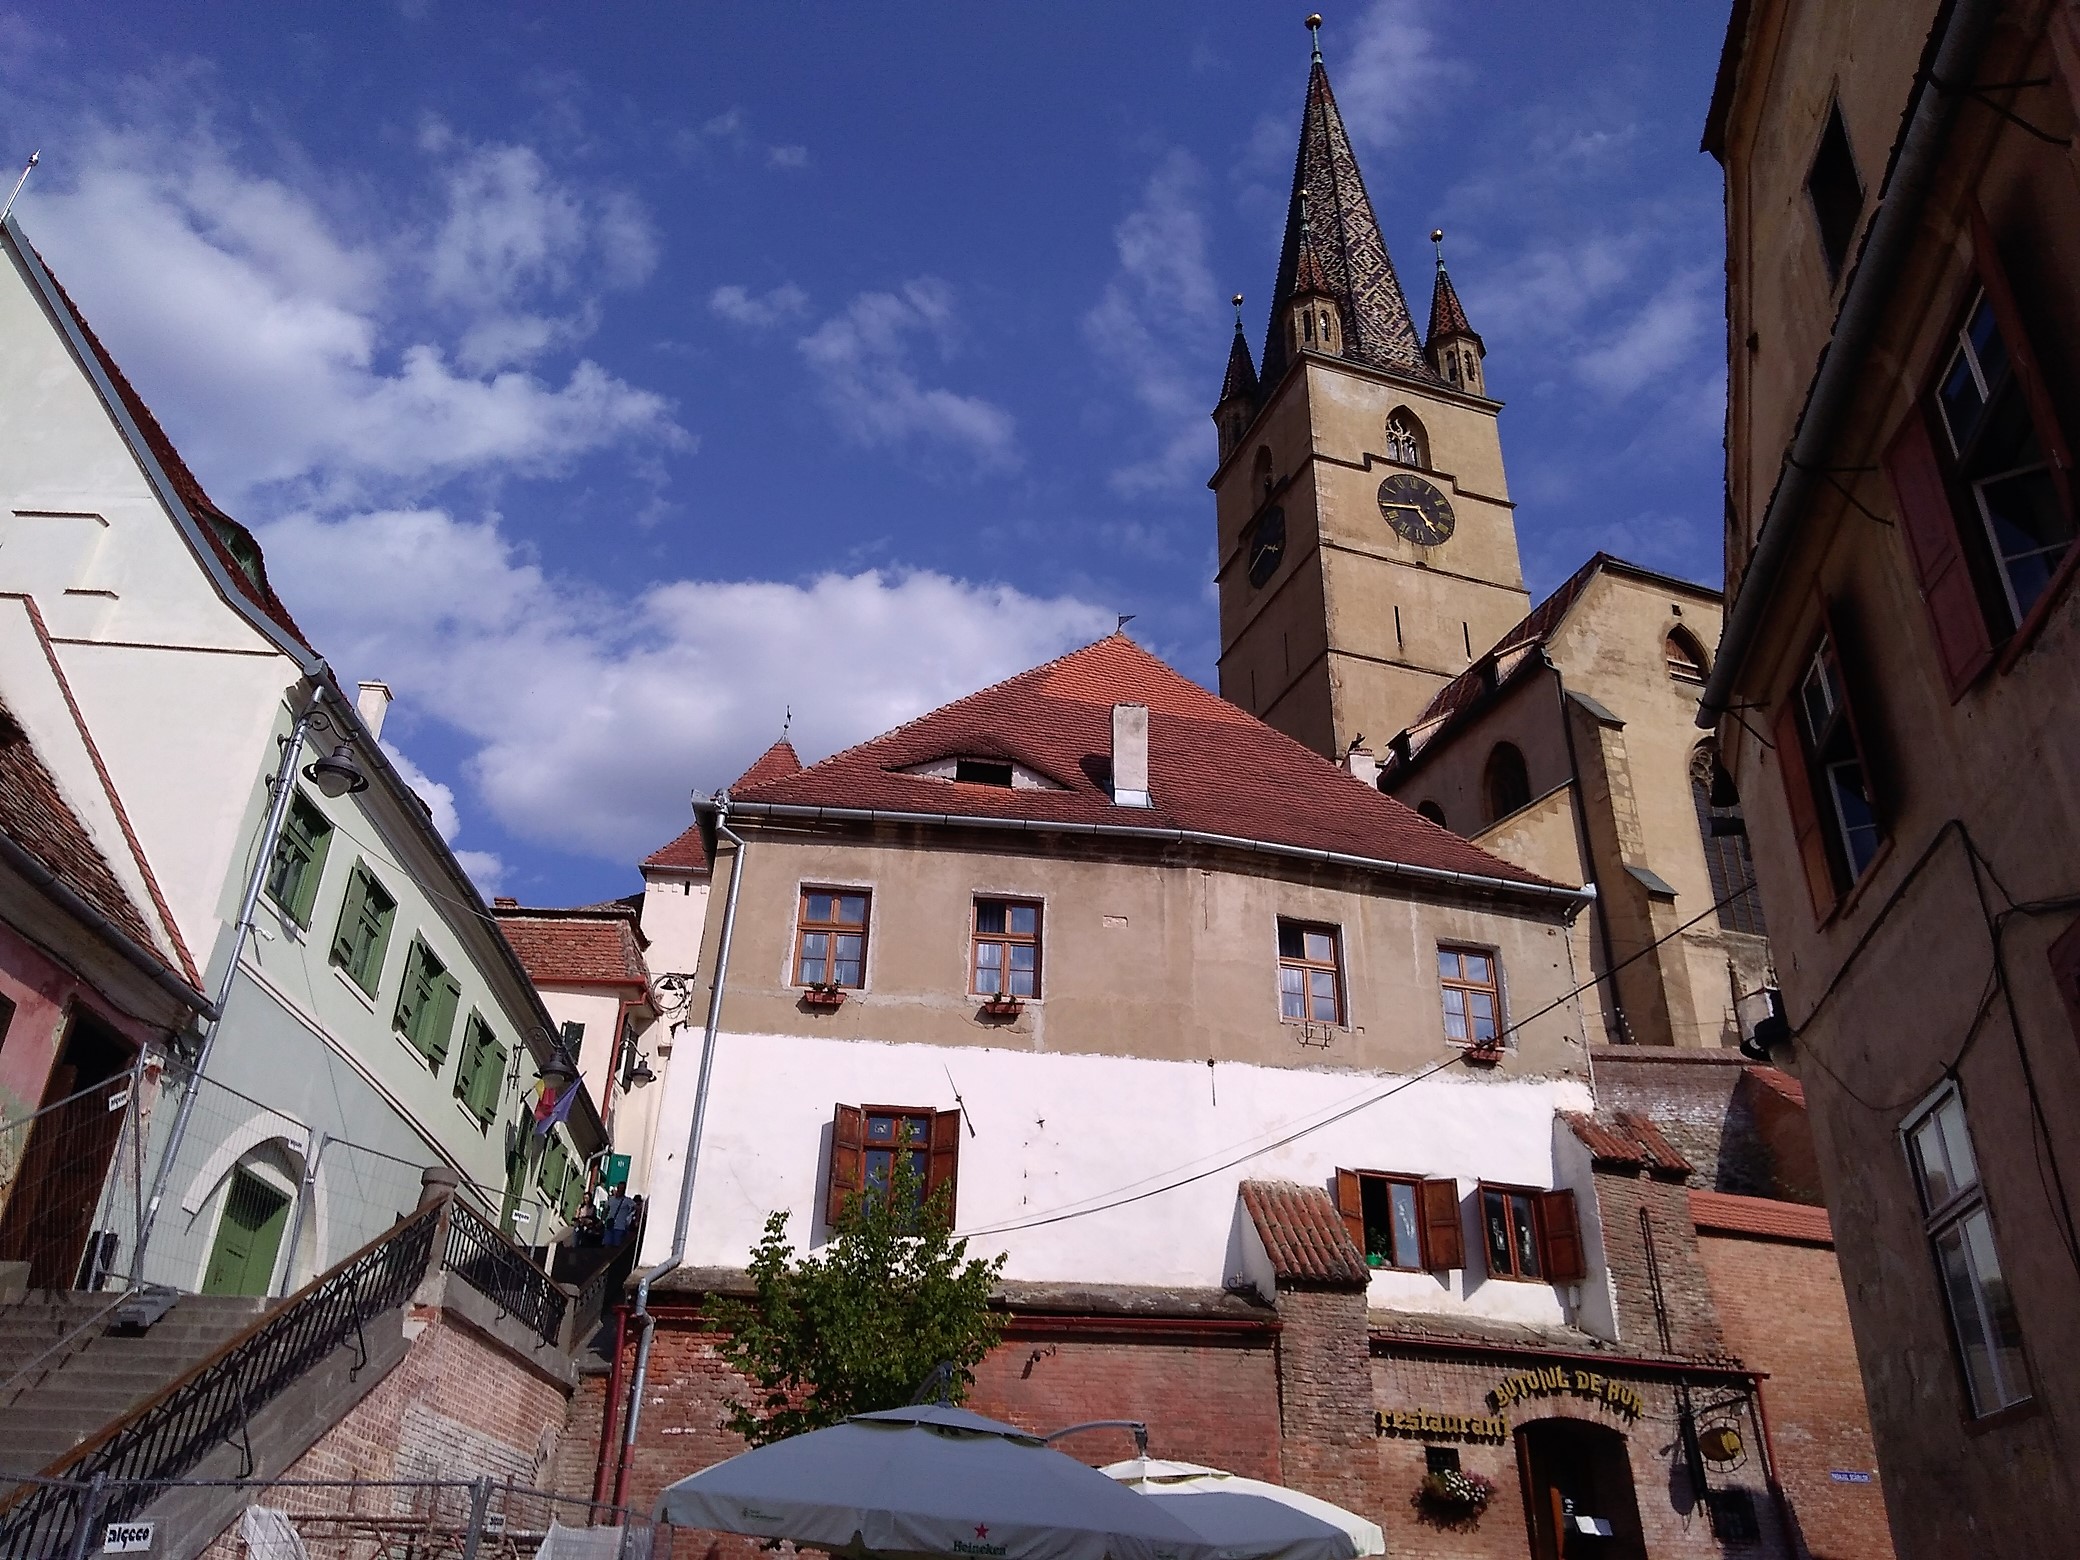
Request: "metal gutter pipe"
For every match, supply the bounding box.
[612,797,747,1509]
[1698,0,2002,729]
[0,832,213,1018]
[724,801,1595,917]
[132,690,321,1282]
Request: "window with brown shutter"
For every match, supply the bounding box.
[1334,1168,1464,1271]
[825,1103,959,1229]
[1536,1188,1588,1282]
[1480,1182,1588,1283]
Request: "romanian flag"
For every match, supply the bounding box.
[533,1077,577,1136]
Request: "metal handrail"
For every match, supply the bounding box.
[0,1202,441,1558]
[443,1201,568,1345]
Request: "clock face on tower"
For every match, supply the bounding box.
[1247,505,1286,587]
[1377,473,1456,547]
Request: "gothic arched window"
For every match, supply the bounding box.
[1666,625,1709,685]
[1482,742,1531,823]
[1385,410,1427,469]
[1691,744,1767,935]
[1416,799,1448,829]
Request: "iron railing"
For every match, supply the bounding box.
[444,1201,568,1346]
[0,1202,441,1558]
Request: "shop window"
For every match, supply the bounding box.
[1903,1085,2031,1416]
[1424,1447,1460,1476]
[1478,1183,1586,1283]
[1774,621,1884,917]
[1482,742,1531,822]
[330,862,395,996]
[826,1104,961,1227]
[796,888,870,988]
[1335,1168,1463,1271]
[1690,744,1766,936]
[393,937,461,1071]
[1438,947,1502,1046]
[264,791,333,928]
[972,898,1041,998]
[1806,98,1864,281]
[1277,920,1344,1023]
[1885,207,2078,692]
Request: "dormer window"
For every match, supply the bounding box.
[954,759,1013,788]
[898,755,1065,790]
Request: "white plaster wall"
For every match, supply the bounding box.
[645,1030,1593,1330]
[639,871,710,979]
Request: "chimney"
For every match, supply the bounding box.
[1344,744,1381,788]
[1111,703,1152,807]
[356,681,393,739]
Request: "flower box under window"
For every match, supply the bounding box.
[802,985,847,1010]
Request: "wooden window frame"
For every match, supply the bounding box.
[264,790,333,928]
[454,1011,507,1129]
[330,862,395,996]
[971,897,1042,999]
[795,886,871,990]
[1477,1181,1586,1284]
[1690,745,1766,937]
[1335,1168,1463,1272]
[1776,615,1883,919]
[393,937,461,1072]
[1438,945,1504,1047]
[1665,627,1709,686]
[1276,919,1345,1025]
[826,1103,960,1228]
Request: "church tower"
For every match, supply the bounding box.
[1211,18,1530,763]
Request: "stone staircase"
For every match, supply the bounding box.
[0,1291,270,1479]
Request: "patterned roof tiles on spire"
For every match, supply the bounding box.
[1217,324,1259,407]
[1426,260,1480,349]
[727,634,1565,893]
[1261,53,1431,388]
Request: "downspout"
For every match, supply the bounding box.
[612,798,746,1510]
[1550,656,1623,1045]
[132,687,323,1282]
[1698,0,2002,730]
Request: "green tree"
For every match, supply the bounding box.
[710,1136,1006,1446]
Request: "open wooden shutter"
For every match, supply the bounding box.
[475,1030,509,1123]
[1536,1188,1588,1282]
[1332,1169,1365,1256]
[926,1109,962,1224]
[424,972,460,1067]
[393,941,427,1038]
[826,1104,864,1227]
[331,868,367,967]
[1772,692,1837,920]
[1886,407,1994,697]
[1973,205,2074,482]
[1420,1178,1464,1271]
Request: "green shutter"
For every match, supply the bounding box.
[393,940,428,1038]
[270,794,333,927]
[358,881,395,991]
[331,867,369,968]
[422,970,460,1068]
[539,1134,567,1201]
[455,1016,505,1128]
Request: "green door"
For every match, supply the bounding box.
[202,1168,291,1296]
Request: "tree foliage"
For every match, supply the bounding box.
[710,1143,1006,1446]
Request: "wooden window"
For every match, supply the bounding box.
[454,1013,507,1128]
[1479,1183,1586,1283]
[1335,1168,1463,1271]
[1665,627,1708,685]
[1776,622,1882,917]
[1690,745,1766,936]
[560,1019,586,1048]
[264,791,333,928]
[1482,742,1531,821]
[1806,98,1864,281]
[826,1104,960,1227]
[1277,920,1343,1023]
[393,938,461,1071]
[972,898,1041,998]
[330,862,395,996]
[795,888,870,988]
[1438,947,1502,1045]
[1904,1086,2030,1415]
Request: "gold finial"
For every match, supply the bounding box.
[1306,14,1323,60]
[1431,228,1446,267]
[1232,293,1245,328]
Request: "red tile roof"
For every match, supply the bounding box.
[733,740,803,792]
[493,907,650,990]
[641,823,709,875]
[0,697,184,988]
[1690,1189,1834,1246]
[1744,1066,1806,1107]
[1562,1110,1694,1177]
[731,636,1563,892]
[1426,261,1478,347]
[1239,1181,1369,1287]
[29,248,314,654]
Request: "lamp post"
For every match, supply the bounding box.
[131,693,369,1284]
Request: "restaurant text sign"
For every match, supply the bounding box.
[1374,1408,1509,1443]
[1487,1365,1642,1423]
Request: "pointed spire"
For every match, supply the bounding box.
[1291,192,1333,299]
[1261,22,1429,388]
[1424,229,1486,394]
[1219,293,1259,406]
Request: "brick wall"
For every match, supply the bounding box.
[1272,1284,1382,1523]
[1593,1173,1727,1359]
[1695,1231,1898,1560]
[1594,1049,1819,1202]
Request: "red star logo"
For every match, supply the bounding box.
[974,1526,990,1539]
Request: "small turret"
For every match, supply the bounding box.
[1281,195,1344,361]
[1425,230,1486,395]
[1213,293,1259,463]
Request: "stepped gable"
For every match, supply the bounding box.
[641,823,709,874]
[1260,55,1430,388]
[730,635,1561,889]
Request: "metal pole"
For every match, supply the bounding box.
[277,1131,328,1297]
[460,1476,491,1560]
[65,1474,106,1560]
[133,695,321,1282]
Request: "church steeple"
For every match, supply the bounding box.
[1213,294,1259,463]
[1260,19,1429,389]
[1425,231,1487,396]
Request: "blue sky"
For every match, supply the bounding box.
[0,2,1732,905]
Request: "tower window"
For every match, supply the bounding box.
[1253,446,1274,504]
[1665,627,1709,684]
[1482,742,1531,822]
[1807,99,1864,282]
[1385,410,1427,469]
[1691,744,1766,936]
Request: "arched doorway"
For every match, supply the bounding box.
[1516,1417,1647,1559]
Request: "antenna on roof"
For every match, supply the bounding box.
[1,151,41,226]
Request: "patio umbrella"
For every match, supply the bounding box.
[1102,1459,1384,1558]
[1134,1491,1358,1560]
[652,1405,1229,1560]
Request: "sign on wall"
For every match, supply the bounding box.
[1487,1365,1643,1424]
[102,1523,154,1554]
[1375,1408,1510,1443]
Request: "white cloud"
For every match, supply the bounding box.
[797,280,1019,473]
[1084,150,1221,496]
[1335,0,1464,151]
[709,282,809,329]
[766,145,810,170]
[1576,266,1715,398]
[380,739,507,894]
[257,508,1114,860]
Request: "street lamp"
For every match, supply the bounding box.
[303,741,369,797]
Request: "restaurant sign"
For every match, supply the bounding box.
[1487,1365,1643,1424]
[1375,1408,1509,1443]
